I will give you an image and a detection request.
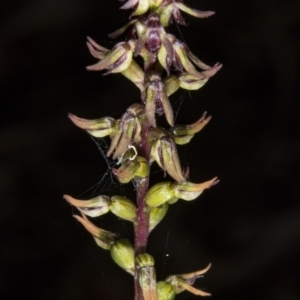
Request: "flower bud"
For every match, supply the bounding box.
[166,264,211,297]
[64,195,111,217]
[68,114,115,138]
[109,196,137,222]
[156,281,176,300]
[145,182,177,207]
[173,177,219,201]
[136,253,157,300]
[110,239,135,275]
[172,111,211,145]
[135,156,150,178]
[151,136,185,182]
[73,215,116,250]
[149,203,169,232]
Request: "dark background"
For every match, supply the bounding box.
[1,0,299,299]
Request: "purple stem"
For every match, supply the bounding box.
[134,120,151,300]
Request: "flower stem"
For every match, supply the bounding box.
[134,120,151,300]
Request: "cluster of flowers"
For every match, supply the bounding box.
[65,1,221,299]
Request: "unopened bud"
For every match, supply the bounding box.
[156,281,176,300]
[110,239,135,275]
[109,196,137,222]
[145,182,177,207]
[135,156,150,178]
[149,203,169,232]
[136,254,157,300]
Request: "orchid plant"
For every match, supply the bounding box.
[64,1,221,299]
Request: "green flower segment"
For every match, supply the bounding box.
[65,1,221,299]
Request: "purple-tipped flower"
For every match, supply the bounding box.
[86,39,136,75]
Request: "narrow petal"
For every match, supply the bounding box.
[108,19,137,39]
[161,91,174,126]
[201,63,223,78]
[174,177,219,200]
[64,195,110,217]
[86,36,109,52]
[68,113,115,137]
[120,0,139,10]
[187,50,211,70]
[131,0,150,17]
[175,3,215,19]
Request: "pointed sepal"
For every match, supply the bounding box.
[73,215,116,250]
[68,114,115,138]
[149,203,169,232]
[64,195,111,217]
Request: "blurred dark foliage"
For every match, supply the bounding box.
[1,0,300,299]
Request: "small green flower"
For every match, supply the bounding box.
[68,113,115,138]
[86,39,136,75]
[165,264,212,297]
[145,177,219,207]
[87,37,145,90]
[64,194,111,217]
[172,111,211,145]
